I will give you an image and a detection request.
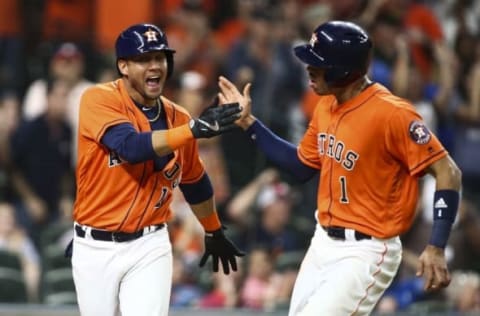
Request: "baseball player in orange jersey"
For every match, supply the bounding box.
[218,21,462,315]
[67,23,244,316]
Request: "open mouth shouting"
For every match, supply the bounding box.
[146,75,162,92]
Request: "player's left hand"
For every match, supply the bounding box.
[190,98,242,139]
[416,245,451,291]
[199,227,245,274]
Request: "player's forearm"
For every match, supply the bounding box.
[245,120,317,182]
[428,156,462,190]
[151,124,194,156]
[190,197,222,232]
[101,123,185,164]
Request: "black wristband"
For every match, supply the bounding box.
[429,189,459,248]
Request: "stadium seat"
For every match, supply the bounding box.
[42,267,76,305]
[0,267,27,302]
[39,221,72,252]
[0,249,22,270]
[42,244,72,271]
[275,250,304,272]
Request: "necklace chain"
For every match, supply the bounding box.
[149,99,161,123]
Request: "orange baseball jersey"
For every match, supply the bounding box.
[298,83,447,238]
[73,79,205,232]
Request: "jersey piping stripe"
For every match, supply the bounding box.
[134,174,158,232]
[95,118,130,142]
[126,106,136,116]
[351,241,388,315]
[116,163,147,232]
[409,149,446,175]
[326,92,378,226]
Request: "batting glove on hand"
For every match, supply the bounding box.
[190,99,242,139]
[199,227,245,274]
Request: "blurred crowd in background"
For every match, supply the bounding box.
[0,0,479,314]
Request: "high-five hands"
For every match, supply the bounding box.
[190,97,242,138]
[217,76,255,130]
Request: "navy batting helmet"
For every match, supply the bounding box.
[294,21,372,87]
[115,23,176,78]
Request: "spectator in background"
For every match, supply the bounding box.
[432,0,480,48]
[22,42,93,167]
[164,0,222,87]
[0,93,20,203]
[227,168,303,255]
[170,252,203,308]
[450,40,480,203]
[93,0,159,56]
[357,0,448,81]
[0,202,41,302]
[367,14,405,90]
[10,79,74,239]
[390,34,457,152]
[42,0,93,45]
[221,8,305,191]
[392,0,446,80]
[196,264,243,309]
[240,246,293,311]
[37,0,96,80]
[445,270,480,313]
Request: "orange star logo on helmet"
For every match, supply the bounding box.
[143,29,158,42]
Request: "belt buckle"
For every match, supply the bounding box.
[111,232,127,242]
[327,227,345,240]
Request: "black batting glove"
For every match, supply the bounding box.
[199,227,245,275]
[189,99,242,139]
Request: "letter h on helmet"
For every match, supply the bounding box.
[294,21,372,87]
[115,23,176,79]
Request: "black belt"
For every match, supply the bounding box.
[322,226,371,241]
[75,223,165,242]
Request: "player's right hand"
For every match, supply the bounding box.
[189,98,241,139]
[416,245,451,291]
[218,76,255,130]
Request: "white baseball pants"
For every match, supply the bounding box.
[71,225,172,316]
[288,224,402,316]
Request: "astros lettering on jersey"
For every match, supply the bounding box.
[298,83,447,238]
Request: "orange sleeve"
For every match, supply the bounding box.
[385,105,446,176]
[79,85,131,143]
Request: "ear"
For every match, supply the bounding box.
[117,59,128,76]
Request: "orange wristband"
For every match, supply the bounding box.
[165,123,194,150]
[199,212,222,232]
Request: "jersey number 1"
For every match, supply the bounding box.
[339,176,349,204]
